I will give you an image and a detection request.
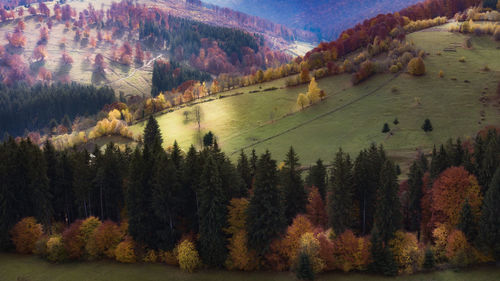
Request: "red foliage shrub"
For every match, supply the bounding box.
[62,220,84,259]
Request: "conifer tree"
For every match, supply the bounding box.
[247,151,285,255]
[329,148,355,233]
[458,199,477,242]
[407,161,424,236]
[430,145,449,179]
[382,123,390,133]
[373,160,402,244]
[423,248,435,270]
[182,145,201,233]
[198,154,228,267]
[370,225,398,276]
[237,150,252,191]
[296,252,315,281]
[478,167,500,259]
[143,115,162,153]
[282,146,306,224]
[306,159,327,200]
[422,119,433,132]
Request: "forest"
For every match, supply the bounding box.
[0,116,499,278]
[0,83,115,137]
[151,60,212,96]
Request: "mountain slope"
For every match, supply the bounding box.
[204,0,424,40]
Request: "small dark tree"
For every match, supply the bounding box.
[203,131,214,147]
[143,115,163,153]
[393,118,399,125]
[296,252,315,281]
[458,199,477,242]
[382,123,390,133]
[478,167,500,259]
[422,119,433,132]
[423,248,435,270]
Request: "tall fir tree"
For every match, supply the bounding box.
[237,150,252,191]
[458,199,477,242]
[247,151,285,255]
[181,145,200,233]
[198,154,228,267]
[373,160,402,244]
[329,148,355,233]
[369,225,398,276]
[143,115,163,154]
[306,159,327,200]
[296,252,315,281]
[478,167,500,259]
[430,145,449,179]
[407,160,424,237]
[282,146,306,224]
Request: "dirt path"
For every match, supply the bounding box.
[105,54,164,87]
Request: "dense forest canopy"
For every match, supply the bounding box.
[151,60,212,96]
[0,83,115,137]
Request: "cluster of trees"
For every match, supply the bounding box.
[450,19,500,40]
[0,83,115,137]
[296,78,325,110]
[2,116,500,277]
[151,60,211,97]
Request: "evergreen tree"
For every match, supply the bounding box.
[374,160,402,244]
[382,123,390,133]
[407,161,424,236]
[250,149,258,180]
[152,152,181,250]
[329,148,355,233]
[282,146,306,224]
[143,115,163,153]
[306,159,327,200]
[458,199,477,242]
[170,141,183,169]
[182,145,201,233]
[237,150,252,191]
[370,225,398,276]
[477,131,499,193]
[198,154,228,267]
[393,118,399,125]
[247,151,285,255]
[478,167,500,259]
[430,145,449,179]
[423,248,435,270]
[203,131,214,147]
[422,119,433,132]
[296,252,315,281]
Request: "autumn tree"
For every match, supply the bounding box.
[408,57,426,76]
[94,53,106,73]
[114,238,136,263]
[297,93,309,110]
[135,42,144,64]
[247,151,285,255]
[39,26,49,43]
[61,52,74,65]
[431,167,482,229]
[177,239,200,272]
[306,77,321,105]
[333,230,371,272]
[300,67,311,84]
[306,187,327,228]
[225,198,256,270]
[306,159,327,199]
[10,217,43,254]
[33,45,48,62]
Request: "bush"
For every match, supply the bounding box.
[115,238,136,263]
[34,236,49,258]
[62,220,84,259]
[10,217,43,254]
[446,229,477,267]
[177,240,201,273]
[459,56,466,63]
[143,249,158,263]
[79,217,101,246]
[46,235,67,262]
[389,65,399,73]
[407,57,426,76]
[438,70,444,78]
[423,248,435,270]
[89,221,123,259]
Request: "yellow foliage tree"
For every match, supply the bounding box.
[389,231,423,274]
[407,57,426,76]
[177,240,201,272]
[432,223,449,262]
[226,230,257,271]
[297,93,309,110]
[299,232,325,273]
[282,215,314,268]
[306,77,321,104]
[79,216,101,246]
[46,235,67,262]
[10,217,43,254]
[115,238,136,263]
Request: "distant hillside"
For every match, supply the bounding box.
[203,0,424,40]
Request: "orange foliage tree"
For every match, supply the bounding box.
[10,217,43,254]
[88,220,123,259]
[7,31,26,47]
[389,231,422,274]
[114,237,136,263]
[62,220,84,259]
[332,230,371,272]
[446,229,477,267]
[431,167,482,229]
[316,230,335,271]
[306,187,327,228]
[281,215,314,268]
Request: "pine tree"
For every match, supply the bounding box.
[407,161,424,236]
[382,123,390,133]
[198,154,228,267]
[393,118,399,125]
[458,199,477,242]
[374,160,402,244]
[329,148,356,233]
[143,115,163,153]
[282,146,306,224]
[182,145,201,233]
[151,152,181,250]
[237,150,252,191]
[422,119,433,132]
[247,151,285,255]
[430,145,449,179]
[296,252,315,281]
[306,159,327,200]
[250,149,258,181]
[478,167,500,259]
[423,248,435,270]
[370,225,398,276]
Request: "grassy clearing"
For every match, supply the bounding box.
[1,253,500,281]
[130,23,500,171]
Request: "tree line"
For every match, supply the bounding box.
[151,60,212,97]
[0,118,499,278]
[0,83,115,137]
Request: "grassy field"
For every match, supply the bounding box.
[130,23,500,171]
[1,253,500,281]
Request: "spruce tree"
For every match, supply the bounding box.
[143,115,163,153]
[407,161,424,236]
[423,248,435,270]
[198,154,228,267]
[237,150,252,191]
[306,159,327,200]
[458,199,477,242]
[182,145,201,233]
[374,160,402,244]
[382,123,390,133]
[250,149,258,179]
[296,252,315,281]
[282,146,306,224]
[329,148,355,233]
[422,118,433,132]
[247,151,285,255]
[370,225,398,276]
[478,167,500,259]
[430,145,449,179]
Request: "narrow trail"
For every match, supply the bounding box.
[105,54,163,87]
[229,73,401,156]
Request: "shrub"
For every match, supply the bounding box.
[438,70,444,78]
[422,119,433,132]
[46,235,67,262]
[90,220,123,259]
[459,56,466,63]
[494,26,500,41]
[115,238,136,263]
[407,57,426,76]
[143,249,158,263]
[423,248,435,270]
[10,217,43,254]
[79,217,101,245]
[389,65,399,73]
[317,231,335,271]
[389,231,422,274]
[34,236,49,258]
[333,230,371,272]
[177,240,201,272]
[446,229,477,267]
[62,220,84,259]
[382,123,390,133]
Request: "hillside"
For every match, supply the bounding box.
[203,0,423,40]
[130,22,500,170]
